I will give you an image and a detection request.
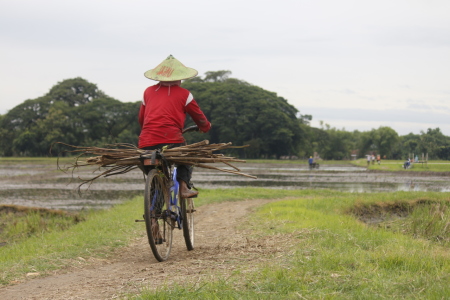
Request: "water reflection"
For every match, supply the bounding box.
[1,163,449,211]
[237,166,366,172]
[192,164,450,193]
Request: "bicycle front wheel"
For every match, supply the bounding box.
[181,197,195,250]
[144,169,173,262]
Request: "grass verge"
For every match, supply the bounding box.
[351,159,450,172]
[0,197,142,285]
[137,190,450,300]
[0,205,85,246]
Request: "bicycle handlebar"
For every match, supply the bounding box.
[182,125,199,134]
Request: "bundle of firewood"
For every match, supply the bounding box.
[55,141,257,186]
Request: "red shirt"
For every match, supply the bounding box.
[138,84,211,148]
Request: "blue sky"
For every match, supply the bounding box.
[1,0,449,135]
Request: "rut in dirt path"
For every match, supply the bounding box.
[0,198,286,300]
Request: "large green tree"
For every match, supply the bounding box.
[398,128,450,160]
[182,74,305,158]
[0,78,141,156]
[357,126,399,159]
[417,128,450,159]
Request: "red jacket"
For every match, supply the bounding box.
[138,84,211,148]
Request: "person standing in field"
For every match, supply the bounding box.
[138,55,211,198]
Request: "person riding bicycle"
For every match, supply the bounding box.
[138,55,211,198]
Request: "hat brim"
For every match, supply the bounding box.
[144,67,198,81]
[144,55,198,81]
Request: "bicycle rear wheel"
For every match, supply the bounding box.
[144,169,173,262]
[181,197,195,250]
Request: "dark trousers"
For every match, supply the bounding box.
[141,143,193,188]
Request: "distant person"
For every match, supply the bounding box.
[377,155,381,165]
[366,155,371,166]
[308,156,313,169]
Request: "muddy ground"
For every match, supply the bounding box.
[0,161,449,210]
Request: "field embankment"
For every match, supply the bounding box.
[350,158,450,173]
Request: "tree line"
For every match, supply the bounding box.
[0,74,449,160]
[304,124,450,160]
[0,78,141,156]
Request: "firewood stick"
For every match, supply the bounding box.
[60,141,256,179]
[222,160,241,171]
[168,157,245,162]
[164,140,210,149]
[182,162,257,179]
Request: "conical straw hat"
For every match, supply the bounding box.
[144,55,198,81]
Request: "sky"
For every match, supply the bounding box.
[1,0,449,136]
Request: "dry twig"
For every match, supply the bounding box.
[54,140,256,189]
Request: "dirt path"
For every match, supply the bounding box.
[0,198,283,299]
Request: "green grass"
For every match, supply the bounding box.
[137,191,450,299]
[196,187,314,206]
[351,159,450,172]
[246,158,450,172]
[0,197,143,285]
[2,188,450,299]
[0,205,85,246]
[349,199,450,246]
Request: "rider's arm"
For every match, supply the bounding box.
[186,100,211,133]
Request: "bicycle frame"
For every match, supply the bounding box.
[146,164,184,229]
[169,167,184,230]
[141,125,199,261]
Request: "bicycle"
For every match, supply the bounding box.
[137,125,198,262]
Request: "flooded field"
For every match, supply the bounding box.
[0,161,449,211]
